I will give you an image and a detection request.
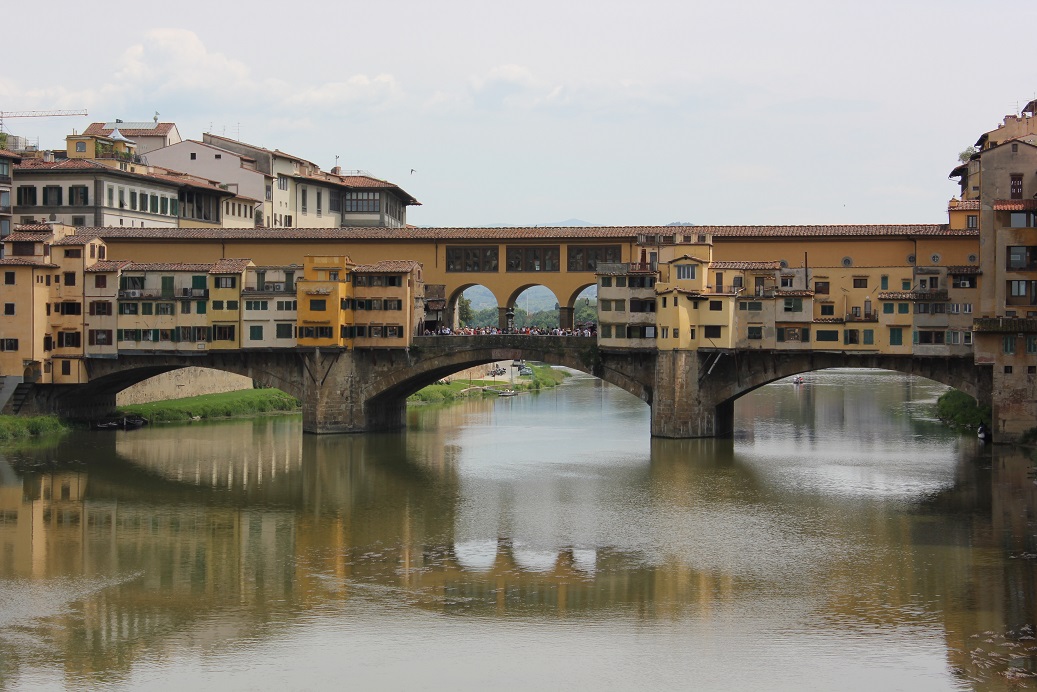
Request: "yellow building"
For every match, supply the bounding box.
[296,255,355,348]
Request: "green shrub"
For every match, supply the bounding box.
[936,390,990,431]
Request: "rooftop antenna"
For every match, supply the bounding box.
[154,111,160,124]
[335,154,340,168]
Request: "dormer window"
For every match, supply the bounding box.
[676,265,696,280]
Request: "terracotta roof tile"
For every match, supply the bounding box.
[813,317,845,323]
[974,317,1037,333]
[84,122,178,137]
[947,265,981,275]
[710,260,782,270]
[84,224,963,242]
[51,235,100,246]
[122,262,219,272]
[774,289,815,297]
[5,231,53,242]
[948,199,980,210]
[0,257,58,267]
[353,260,421,273]
[0,149,22,161]
[85,260,132,273]
[210,258,253,274]
[12,223,52,232]
[993,199,1037,211]
[878,290,948,301]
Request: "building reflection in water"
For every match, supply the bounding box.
[0,372,1035,686]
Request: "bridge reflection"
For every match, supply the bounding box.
[0,418,1031,683]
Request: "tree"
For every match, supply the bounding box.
[457,294,473,325]
[958,146,977,164]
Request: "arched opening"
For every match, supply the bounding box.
[567,284,598,334]
[507,285,564,332]
[448,284,506,332]
[115,366,254,407]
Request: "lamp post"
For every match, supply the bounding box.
[506,307,515,333]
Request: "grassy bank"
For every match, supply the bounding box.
[0,415,68,442]
[408,363,570,403]
[117,388,300,423]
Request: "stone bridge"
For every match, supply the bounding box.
[18,336,992,437]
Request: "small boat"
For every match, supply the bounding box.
[498,389,517,397]
[792,376,804,385]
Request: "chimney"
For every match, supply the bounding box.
[331,166,341,175]
[43,151,54,162]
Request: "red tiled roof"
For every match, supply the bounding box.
[12,223,52,232]
[15,158,107,171]
[4,231,52,242]
[974,318,1037,333]
[0,149,22,162]
[947,265,981,275]
[85,260,132,272]
[813,317,845,323]
[774,289,815,297]
[83,224,962,242]
[0,257,58,267]
[353,260,421,273]
[210,258,253,274]
[948,199,980,210]
[52,235,100,246]
[710,261,782,270]
[84,122,178,137]
[993,199,1037,211]
[122,262,219,272]
[15,159,232,194]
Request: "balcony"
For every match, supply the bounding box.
[119,288,208,300]
[844,311,878,322]
[243,283,296,294]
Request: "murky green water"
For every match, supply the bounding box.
[1,369,1035,690]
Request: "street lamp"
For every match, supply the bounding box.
[506,307,515,332]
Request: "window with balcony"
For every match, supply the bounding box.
[1011,174,1024,200]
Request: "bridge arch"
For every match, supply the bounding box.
[693,350,990,436]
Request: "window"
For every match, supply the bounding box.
[902,280,911,290]
[739,301,763,311]
[709,300,722,311]
[310,299,327,311]
[888,328,903,346]
[784,297,802,312]
[276,323,294,339]
[214,276,237,288]
[301,188,308,214]
[780,276,794,288]
[213,325,236,341]
[747,326,762,340]
[16,186,37,205]
[844,329,859,345]
[676,265,696,280]
[820,304,834,316]
[64,249,81,258]
[250,325,264,341]
[567,245,621,272]
[63,272,76,286]
[852,278,867,289]
[446,247,499,272]
[1027,336,1037,354]
[814,281,829,294]
[41,183,62,205]
[816,330,839,342]
[1003,336,1016,354]
[88,330,112,346]
[3,272,13,285]
[1011,174,1023,200]
[703,325,722,339]
[57,332,81,348]
[3,303,13,315]
[880,276,888,290]
[61,360,71,376]
[898,303,909,314]
[883,302,894,314]
[141,302,153,315]
[156,303,175,315]
[88,301,112,316]
[506,246,561,272]
[600,277,612,287]
[863,330,874,345]
[1005,365,1014,374]
[211,300,224,310]
[344,191,380,212]
[967,214,978,229]
[0,339,18,351]
[316,190,322,216]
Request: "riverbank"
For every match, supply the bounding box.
[0,415,68,442]
[116,388,300,423]
[409,363,569,403]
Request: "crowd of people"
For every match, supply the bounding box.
[424,325,595,337]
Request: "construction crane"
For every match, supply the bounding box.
[0,109,88,132]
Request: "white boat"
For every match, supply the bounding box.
[498,389,518,397]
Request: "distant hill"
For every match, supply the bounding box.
[667,221,696,226]
[479,218,595,228]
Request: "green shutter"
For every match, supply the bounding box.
[863,330,874,345]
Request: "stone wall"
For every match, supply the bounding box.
[115,368,254,406]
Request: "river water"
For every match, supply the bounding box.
[0,369,1035,690]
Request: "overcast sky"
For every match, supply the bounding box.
[3,0,1035,227]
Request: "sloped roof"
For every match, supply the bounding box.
[710,260,782,270]
[85,260,132,273]
[353,260,421,273]
[82,224,963,242]
[84,122,178,138]
[0,257,58,267]
[211,258,253,274]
